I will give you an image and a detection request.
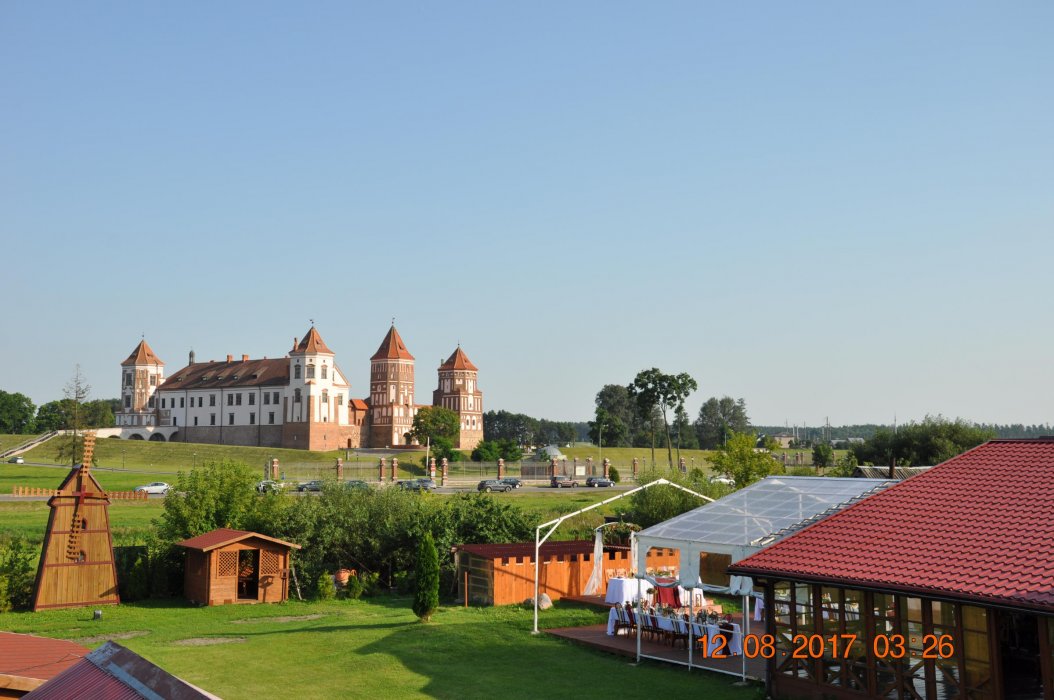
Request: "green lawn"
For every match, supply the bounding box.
[0,597,757,699]
[561,446,717,471]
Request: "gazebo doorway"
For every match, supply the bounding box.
[238,549,259,600]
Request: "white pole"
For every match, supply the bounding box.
[532,527,541,634]
[688,588,694,670]
[741,593,747,681]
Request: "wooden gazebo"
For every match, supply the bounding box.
[177,529,300,606]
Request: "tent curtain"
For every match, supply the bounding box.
[583,528,605,595]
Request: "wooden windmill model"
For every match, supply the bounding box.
[31,433,145,611]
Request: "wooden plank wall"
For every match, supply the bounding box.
[465,548,681,606]
[33,501,119,610]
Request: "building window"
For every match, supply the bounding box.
[227,394,234,406]
[307,364,316,379]
[268,412,275,425]
[322,390,328,404]
[150,375,156,386]
[249,393,255,406]
[250,412,256,425]
[263,392,270,405]
[148,397,155,408]
[161,398,166,409]
[124,395,131,408]
[336,394,343,405]
[236,393,242,406]
[210,394,216,406]
[180,398,185,408]
[210,414,216,426]
[228,413,234,425]
[294,364,301,380]
[173,416,178,426]
[124,372,132,387]
[272,391,279,404]
[294,389,301,403]
[193,416,198,426]
[321,365,328,379]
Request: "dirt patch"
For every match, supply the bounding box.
[77,630,150,644]
[173,637,246,646]
[231,614,324,625]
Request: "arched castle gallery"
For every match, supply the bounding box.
[113,325,483,451]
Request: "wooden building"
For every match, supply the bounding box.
[455,541,680,606]
[177,528,300,606]
[31,435,138,611]
[729,439,1054,700]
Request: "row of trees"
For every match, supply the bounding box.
[850,416,996,467]
[482,410,586,447]
[1,369,118,436]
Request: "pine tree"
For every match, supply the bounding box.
[412,532,439,622]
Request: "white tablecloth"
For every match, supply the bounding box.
[610,611,743,657]
[605,578,643,605]
[606,607,620,635]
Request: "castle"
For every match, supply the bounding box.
[114,324,483,451]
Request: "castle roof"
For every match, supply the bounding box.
[439,346,478,372]
[121,339,164,366]
[292,326,334,355]
[371,325,414,361]
[160,358,289,391]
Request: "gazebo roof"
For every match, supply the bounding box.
[176,528,301,552]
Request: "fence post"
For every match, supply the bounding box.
[429,457,437,481]
[603,458,610,479]
[441,458,448,487]
[586,457,593,476]
[390,457,398,482]
[271,458,280,481]
[550,458,557,478]
[497,458,505,479]
[632,457,639,480]
[336,458,344,481]
[378,458,386,483]
[679,457,686,474]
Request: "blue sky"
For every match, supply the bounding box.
[2,2,1052,427]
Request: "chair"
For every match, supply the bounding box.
[669,615,689,649]
[612,603,632,636]
[624,605,638,635]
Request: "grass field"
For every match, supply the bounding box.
[0,597,757,699]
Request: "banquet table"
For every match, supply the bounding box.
[606,609,744,656]
[604,578,643,605]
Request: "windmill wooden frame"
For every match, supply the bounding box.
[30,434,144,611]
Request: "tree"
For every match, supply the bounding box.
[0,391,35,434]
[55,366,91,466]
[672,407,699,451]
[851,415,995,470]
[0,536,36,611]
[588,406,627,451]
[711,431,782,488]
[472,440,502,462]
[156,460,265,542]
[412,532,439,622]
[406,406,460,445]
[628,368,698,467]
[694,396,750,449]
[812,443,834,469]
[626,470,716,528]
[34,400,72,432]
[82,399,116,428]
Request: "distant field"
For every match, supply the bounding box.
[561,446,717,471]
[0,433,43,452]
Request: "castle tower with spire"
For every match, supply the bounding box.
[116,339,164,427]
[281,326,361,451]
[369,324,416,447]
[433,346,484,450]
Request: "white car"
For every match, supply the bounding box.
[709,475,736,487]
[8,456,25,464]
[135,482,170,495]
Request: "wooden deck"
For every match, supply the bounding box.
[546,624,766,681]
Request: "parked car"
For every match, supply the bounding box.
[297,480,323,492]
[550,475,579,488]
[500,478,523,489]
[585,477,615,488]
[134,482,170,495]
[256,480,284,493]
[398,478,436,492]
[709,475,736,487]
[477,479,512,493]
[8,456,25,464]
[343,480,370,491]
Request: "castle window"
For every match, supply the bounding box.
[227,394,234,406]
[161,398,166,409]
[307,364,316,379]
[321,365,328,379]
[210,414,216,425]
[199,397,204,407]
[249,393,254,405]
[272,391,279,404]
[210,394,216,406]
[236,393,242,406]
[180,398,185,408]
[322,390,329,404]
[193,416,199,426]
[250,412,256,425]
[263,393,270,405]
[148,397,155,408]
[294,364,301,380]
[124,372,132,387]
[294,389,302,403]
[150,375,156,386]
[228,413,234,425]
[336,394,343,405]
[268,412,275,424]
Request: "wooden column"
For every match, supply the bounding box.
[378,458,386,482]
[390,457,398,482]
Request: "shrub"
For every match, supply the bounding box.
[344,575,364,600]
[608,467,621,483]
[0,536,36,611]
[316,572,336,601]
[413,532,439,622]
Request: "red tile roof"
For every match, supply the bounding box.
[160,357,289,391]
[728,439,1054,613]
[371,325,414,361]
[25,641,218,699]
[439,346,478,372]
[293,326,334,355]
[120,339,164,367]
[350,398,369,410]
[0,633,87,690]
[176,528,300,552]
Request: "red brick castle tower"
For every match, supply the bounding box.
[433,346,483,450]
[368,324,416,447]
